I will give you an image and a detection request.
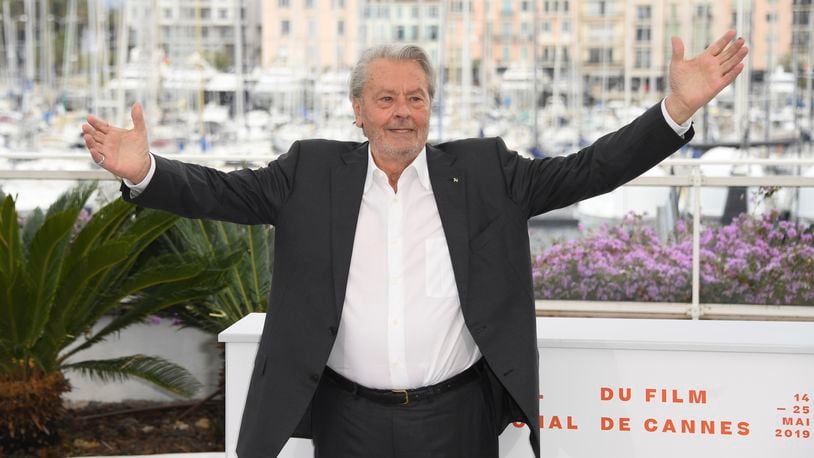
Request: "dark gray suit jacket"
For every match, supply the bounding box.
[123,102,692,457]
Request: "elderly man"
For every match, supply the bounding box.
[83,32,747,458]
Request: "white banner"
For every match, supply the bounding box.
[221,316,814,458]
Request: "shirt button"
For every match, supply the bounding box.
[391,319,399,327]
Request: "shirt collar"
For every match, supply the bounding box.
[363,145,431,194]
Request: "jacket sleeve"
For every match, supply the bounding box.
[120,141,301,226]
[498,102,693,219]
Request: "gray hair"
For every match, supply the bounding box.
[349,44,437,102]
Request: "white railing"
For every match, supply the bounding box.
[3,156,813,321]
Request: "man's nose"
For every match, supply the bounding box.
[394,98,411,117]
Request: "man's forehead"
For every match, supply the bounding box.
[364,59,428,92]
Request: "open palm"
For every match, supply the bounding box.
[82,103,152,183]
[666,30,748,124]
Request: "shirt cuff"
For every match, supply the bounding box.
[661,99,692,138]
[122,152,156,198]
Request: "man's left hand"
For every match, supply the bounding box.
[665,30,749,125]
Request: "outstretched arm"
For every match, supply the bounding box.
[664,30,749,124]
[82,103,152,183]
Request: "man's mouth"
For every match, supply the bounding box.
[388,128,414,133]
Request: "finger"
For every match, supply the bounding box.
[718,38,745,64]
[87,114,111,134]
[132,102,147,133]
[707,30,737,56]
[82,123,105,145]
[84,134,105,162]
[671,36,684,64]
[721,46,748,76]
[722,63,745,87]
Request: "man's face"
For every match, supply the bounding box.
[352,59,431,161]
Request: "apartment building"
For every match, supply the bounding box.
[261,0,359,71]
[127,0,262,73]
[255,0,793,102]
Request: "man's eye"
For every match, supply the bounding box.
[380,97,393,102]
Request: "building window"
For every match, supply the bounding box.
[635,48,651,68]
[412,5,419,18]
[637,5,651,20]
[541,20,552,33]
[338,20,344,36]
[562,20,570,33]
[636,27,651,42]
[162,8,172,19]
[428,6,439,18]
[588,48,612,63]
[278,0,290,7]
[521,1,531,11]
[411,25,419,40]
[428,25,439,40]
[306,0,315,7]
[218,8,228,19]
[281,20,290,35]
[396,26,405,41]
[501,21,512,37]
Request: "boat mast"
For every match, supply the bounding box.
[734,0,751,148]
[234,0,245,128]
[2,1,16,87]
[24,0,35,96]
[62,0,77,96]
[461,0,471,124]
[115,0,128,126]
[436,0,447,140]
[532,0,539,150]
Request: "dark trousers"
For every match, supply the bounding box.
[311,366,499,458]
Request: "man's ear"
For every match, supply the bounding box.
[352,98,363,127]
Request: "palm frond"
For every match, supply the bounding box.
[0,195,21,278]
[21,207,45,249]
[45,181,96,219]
[59,252,237,362]
[63,355,202,398]
[21,209,79,347]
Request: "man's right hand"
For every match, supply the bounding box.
[82,103,152,183]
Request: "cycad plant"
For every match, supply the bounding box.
[159,219,273,334]
[0,184,238,453]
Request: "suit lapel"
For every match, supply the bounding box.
[330,143,368,316]
[426,145,469,308]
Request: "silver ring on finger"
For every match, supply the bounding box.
[95,154,106,166]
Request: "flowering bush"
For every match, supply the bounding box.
[533,212,814,305]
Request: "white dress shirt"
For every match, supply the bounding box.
[325,146,481,389]
[124,100,692,390]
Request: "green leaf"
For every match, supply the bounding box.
[20,209,79,347]
[63,355,202,397]
[59,253,234,361]
[45,181,96,219]
[21,207,45,250]
[63,199,133,269]
[0,195,21,278]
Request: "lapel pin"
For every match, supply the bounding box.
[452,177,459,183]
